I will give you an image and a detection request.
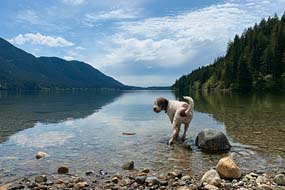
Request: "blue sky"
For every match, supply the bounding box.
[1,0,285,87]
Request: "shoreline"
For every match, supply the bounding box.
[1,162,284,190]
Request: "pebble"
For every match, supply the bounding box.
[204,184,219,190]
[200,169,221,187]
[181,175,191,181]
[159,180,168,186]
[146,176,160,186]
[34,175,47,183]
[111,177,119,184]
[274,174,285,186]
[257,184,273,190]
[135,176,147,184]
[256,176,268,184]
[85,170,94,176]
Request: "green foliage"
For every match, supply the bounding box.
[173,13,285,92]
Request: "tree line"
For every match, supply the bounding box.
[172,13,285,92]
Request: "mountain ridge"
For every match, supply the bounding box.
[0,37,127,90]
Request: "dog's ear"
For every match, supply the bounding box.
[157,97,168,111]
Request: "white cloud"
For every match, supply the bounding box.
[94,3,253,69]
[62,0,85,5]
[84,8,140,26]
[9,33,74,47]
[10,131,74,148]
[94,0,285,71]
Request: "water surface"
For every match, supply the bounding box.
[0,90,284,183]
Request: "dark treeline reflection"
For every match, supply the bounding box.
[175,90,285,156]
[0,90,122,143]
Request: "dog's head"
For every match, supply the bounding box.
[153,97,168,113]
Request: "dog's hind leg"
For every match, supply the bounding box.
[169,122,180,145]
[182,123,189,141]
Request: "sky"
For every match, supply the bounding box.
[0,0,285,87]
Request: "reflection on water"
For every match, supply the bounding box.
[0,90,284,183]
[187,91,285,157]
[0,90,122,142]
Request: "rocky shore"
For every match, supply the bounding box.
[1,156,284,190]
[1,131,284,190]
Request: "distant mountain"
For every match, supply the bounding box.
[173,13,285,92]
[0,37,127,90]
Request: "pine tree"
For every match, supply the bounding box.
[237,55,252,92]
[172,14,285,92]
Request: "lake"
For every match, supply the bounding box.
[0,90,284,183]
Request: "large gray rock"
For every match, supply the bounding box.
[195,129,231,151]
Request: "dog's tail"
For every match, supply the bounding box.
[183,96,194,115]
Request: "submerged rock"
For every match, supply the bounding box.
[122,132,136,135]
[57,166,69,174]
[36,151,49,159]
[122,161,134,170]
[195,129,231,152]
[216,156,241,179]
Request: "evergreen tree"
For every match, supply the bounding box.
[237,55,252,92]
[172,14,285,92]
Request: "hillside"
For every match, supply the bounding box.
[0,38,126,90]
[172,13,285,92]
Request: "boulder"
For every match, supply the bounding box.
[200,169,221,187]
[274,174,285,186]
[122,161,134,170]
[36,151,49,159]
[216,156,241,179]
[195,129,231,151]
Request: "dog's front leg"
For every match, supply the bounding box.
[168,122,180,145]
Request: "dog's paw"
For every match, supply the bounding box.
[168,139,174,146]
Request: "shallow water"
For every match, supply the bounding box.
[0,90,284,183]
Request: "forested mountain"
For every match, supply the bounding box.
[173,13,285,92]
[0,38,126,90]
